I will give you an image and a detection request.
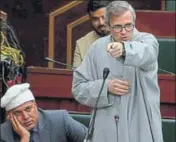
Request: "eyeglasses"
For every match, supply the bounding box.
[110,23,134,32]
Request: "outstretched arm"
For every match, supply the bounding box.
[107,33,159,71]
[124,33,159,71]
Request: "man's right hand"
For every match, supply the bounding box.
[7,114,30,142]
[108,79,129,95]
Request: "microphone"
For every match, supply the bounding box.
[45,57,75,70]
[158,68,175,75]
[84,67,110,142]
[114,115,119,141]
[103,67,110,79]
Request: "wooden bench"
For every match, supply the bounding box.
[158,38,176,74]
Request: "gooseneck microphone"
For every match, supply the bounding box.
[158,68,175,75]
[45,57,75,70]
[103,67,110,79]
[45,57,175,75]
[84,68,110,142]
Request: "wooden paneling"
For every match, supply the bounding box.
[26,67,176,118]
[159,75,176,103]
[27,67,73,98]
[135,10,175,38]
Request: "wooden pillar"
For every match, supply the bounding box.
[161,0,166,10]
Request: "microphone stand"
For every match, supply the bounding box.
[84,68,110,142]
[45,57,175,75]
[45,57,75,70]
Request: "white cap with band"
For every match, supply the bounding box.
[1,83,35,111]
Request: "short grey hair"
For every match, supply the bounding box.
[105,1,136,25]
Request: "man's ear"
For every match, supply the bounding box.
[6,111,11,120]
[33,101,37,108]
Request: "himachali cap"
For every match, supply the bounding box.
[1,83,35,111]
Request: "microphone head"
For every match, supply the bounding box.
[45,57,54,62]
[45,57,50,61]
[103,67,110,79]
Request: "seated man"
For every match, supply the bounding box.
[1,83,87,142]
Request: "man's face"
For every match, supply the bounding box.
[9,101,38,131]
[109,10,134,42]
[89,8,110,37]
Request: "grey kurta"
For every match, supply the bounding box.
[72,29,163,142]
